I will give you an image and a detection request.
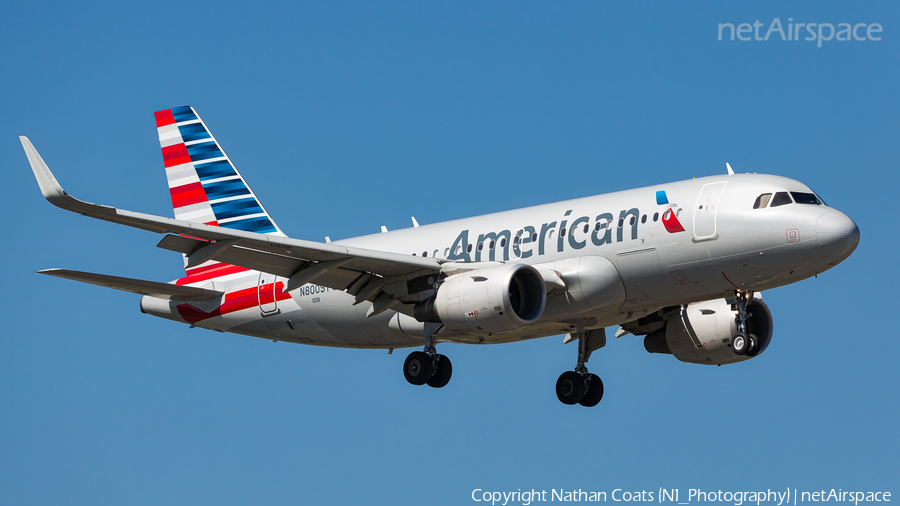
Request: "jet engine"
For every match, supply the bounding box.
[414,263,546,334]
[643,297,773,365]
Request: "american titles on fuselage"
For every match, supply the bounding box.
[440,200,686,263]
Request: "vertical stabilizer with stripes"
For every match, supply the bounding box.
[155,106,285,237]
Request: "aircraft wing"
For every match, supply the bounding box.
[38,268,224,301]
[22,136,442,312]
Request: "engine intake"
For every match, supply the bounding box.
[414,263,546,334]
[644,297,773,365]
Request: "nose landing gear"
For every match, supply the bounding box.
[555,328,606,407]
[726,290,758,356]
[403,322,453,388]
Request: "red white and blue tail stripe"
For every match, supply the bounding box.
[155,106,285,237]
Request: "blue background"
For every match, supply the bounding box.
[1,1,897,504]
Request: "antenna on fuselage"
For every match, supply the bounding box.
[411,217,420,228]
[381,226,388,233]
[726,162,735,175]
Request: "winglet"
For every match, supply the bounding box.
[20,136,111,215]
[20,136,67,203]
[726,162,734,175]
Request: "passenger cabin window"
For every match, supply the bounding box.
[791,192,823,205]
[753,193,772,209]
[770,192,793,207]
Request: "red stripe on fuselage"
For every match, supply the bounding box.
[154,109,176,128]
[185,261,231,277]
[176,282,291,324]
[177,263,251,285]
[161,143,192,168]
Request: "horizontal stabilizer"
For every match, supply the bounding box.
[38,268,224,301]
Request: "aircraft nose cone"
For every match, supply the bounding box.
[816,211,860,257]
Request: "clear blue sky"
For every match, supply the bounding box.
[1,1,897,505]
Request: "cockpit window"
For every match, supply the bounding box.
[791,192,823,205]
[809,188,827,206]
[770,192,793,207]
[753,193,772,209]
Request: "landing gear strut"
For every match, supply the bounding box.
[556,328,606,407]
[726,290,758,356]
[403,322,452,388]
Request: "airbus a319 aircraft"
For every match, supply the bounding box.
[22,106,860,407]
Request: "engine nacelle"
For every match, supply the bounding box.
[644,298,773,365]
[414,263,546,334]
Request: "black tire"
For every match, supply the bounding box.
[732,332,749,355]
[556,371,586,405]
[427,354,453,388]
[745,333,759,356]
[578,374,604,407]
[404,351,433,385]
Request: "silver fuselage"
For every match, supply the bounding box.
[143,173,859,348]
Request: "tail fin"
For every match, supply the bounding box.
[154,106,285,237]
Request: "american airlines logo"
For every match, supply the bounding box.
[718,18,883,48]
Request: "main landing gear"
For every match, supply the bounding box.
[725,290,758,356]
[556,328,606,407]
[403,323,452,388]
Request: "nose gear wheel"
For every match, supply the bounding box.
[725,290,758,356]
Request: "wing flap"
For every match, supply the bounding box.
[155,234,395,293]
[38,269,224,301]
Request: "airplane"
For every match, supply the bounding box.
[21,105,860,407]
